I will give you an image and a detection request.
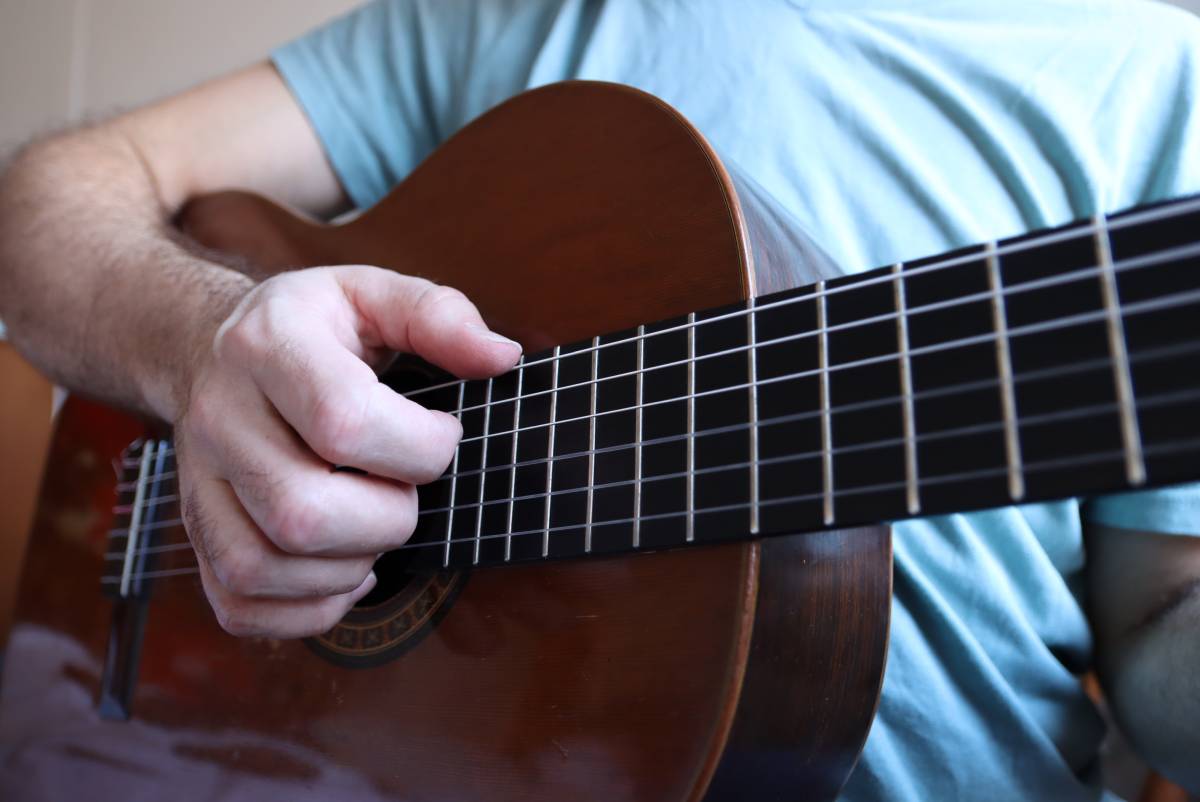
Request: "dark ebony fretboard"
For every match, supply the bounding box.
[397,195,1200,571]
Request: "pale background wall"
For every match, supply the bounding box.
[0,0,364,152]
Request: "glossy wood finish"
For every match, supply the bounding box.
[0,82,891,801]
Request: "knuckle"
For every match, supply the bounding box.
[307,391,365,466]
[219,315,265,363]
[210,546,264,597]
[210,545,259,595]
[263,489,327,554]
[216,292,293,367]
[424,284,467,309]
[321,572,368,598]
[213,603,257,638]
[315,560,374,597]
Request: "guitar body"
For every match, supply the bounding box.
[0,83,891,801]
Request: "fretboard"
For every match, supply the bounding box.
[397,194,1200,571]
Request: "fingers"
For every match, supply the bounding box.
[186,377,422,555]
[244,317,464,483]
[178,265,514,639]
[333,266,522,379]
[220,399,422,556]
[196,556,376,639]
[184,476,379,599]
[216,266,520,482]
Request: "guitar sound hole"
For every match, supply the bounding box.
[356,549,419,607]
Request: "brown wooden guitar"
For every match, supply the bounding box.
[3,81,1199,801]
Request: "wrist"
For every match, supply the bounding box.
[141,261,255,423]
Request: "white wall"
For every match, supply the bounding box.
[0,0,364,153]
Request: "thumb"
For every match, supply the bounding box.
[333,265,522,378]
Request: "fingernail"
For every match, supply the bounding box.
[361,571,377,594]
[465,322,521,350]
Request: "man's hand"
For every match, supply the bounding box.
[0,62,522,639]
[176,265,521,638]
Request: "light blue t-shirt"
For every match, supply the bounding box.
[272,2,1200,799]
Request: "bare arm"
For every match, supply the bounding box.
[1086,523,1200,791]
[0,63,346,418]
[0,64,521,637]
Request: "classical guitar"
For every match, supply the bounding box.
[2,82,1198,802]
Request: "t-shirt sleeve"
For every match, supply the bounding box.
[271,0,569,209]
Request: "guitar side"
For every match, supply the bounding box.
[0,82,890,802]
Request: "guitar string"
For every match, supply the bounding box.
[407,239,1200,419]
[104,434,1200,582]
[113,280,1200,493]
[117,234,1200,478]
[103,198,1200,578]
[105,338,1200,526]
[396,195,1200,401]
[455,276,1197,446]
[103,380,1200,560]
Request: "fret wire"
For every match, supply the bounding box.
[633,326,645,548]
[426,387,1198,519]
[404,198,1200,404]
[892,263,920,514]
[102,235,1200,448]
[454,273,1200,447]
[817,281,835,525]
[585,337,600,552]
[119,332,1200,507]
[438,430,1200,551]
[472,377,494,565]
[428,277,1002,416]
[686,313,696,542]
[429,294,1200,491]
[504,357,524,562]
[443,381,466,568]
[747,297,760,534]
[986,241,1026,501]
[420,338,1190,501]
[119,440,157,597]
[114,382,1200,562]
[543,346,561,558]
[1094,216,1147,486]
[127,432,1200,579]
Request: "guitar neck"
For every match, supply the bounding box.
[105,194,1200,579]
[399,194,1200,570]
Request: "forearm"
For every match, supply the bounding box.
[1101,585,1200,791]
[0,125,252,421]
